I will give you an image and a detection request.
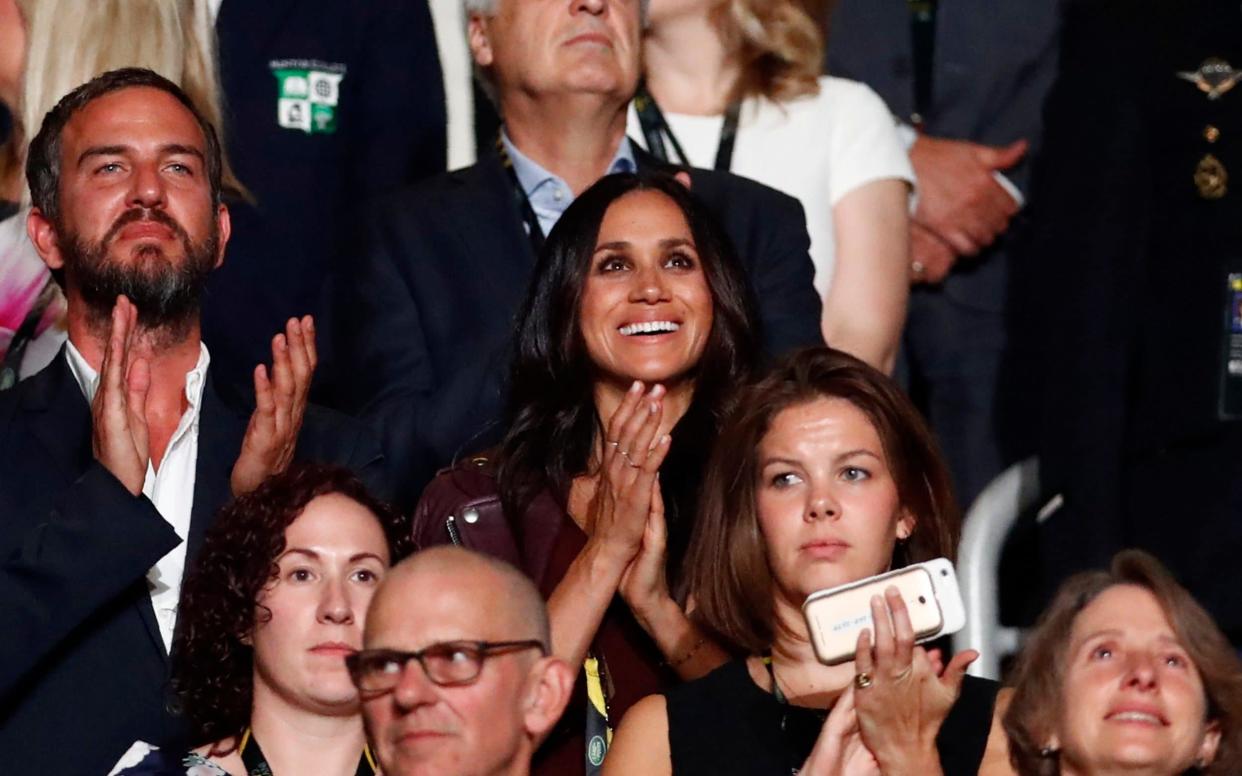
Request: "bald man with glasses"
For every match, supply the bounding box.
[351,547,574,776]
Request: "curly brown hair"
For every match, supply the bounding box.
[170,463,410,750]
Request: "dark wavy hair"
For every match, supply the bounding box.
[171,463,409,751]
[685,347,959,655]
[1004,550,1242,776]
[496,171,760,576]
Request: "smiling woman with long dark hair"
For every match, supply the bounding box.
[413,170,760,775]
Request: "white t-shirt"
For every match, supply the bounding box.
[628,76,914,298]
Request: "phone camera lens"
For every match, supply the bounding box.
[940,569,948,576]
[918,595,927,604]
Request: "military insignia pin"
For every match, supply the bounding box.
[1195,153,1228,199]
[1177,58,1242,100]
[269,59,347,134]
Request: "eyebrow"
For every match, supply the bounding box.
[592,237,696,254]
[279,548,386,564]
[759,449,882,468]
[76,143,205,169]
[1078,627,1181,642]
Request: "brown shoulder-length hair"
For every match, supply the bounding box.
[713,0,824,103]
[1004,550,1242,776]
[683,346,958,656]
[171,463,410,752]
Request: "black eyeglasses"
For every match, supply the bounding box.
[345,640,548,693]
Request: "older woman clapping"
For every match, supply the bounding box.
[412,171,760,775]
[1004,550,1242,776]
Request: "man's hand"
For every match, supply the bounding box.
[230,316,317,496]
[92,296,150,496]
[909,222,956,285]
[910,135,1027,257]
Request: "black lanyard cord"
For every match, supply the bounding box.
[495,130,547,255]
[633,84,741,172]
[239,728,377,776]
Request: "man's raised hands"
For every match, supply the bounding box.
[229,315,317,496]
[91,296,151,496]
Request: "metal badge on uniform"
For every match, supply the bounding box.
[1177,58,1242,100]
[1220,272,1242,420]
[1196,153,1228,199]
[269,59,347,134]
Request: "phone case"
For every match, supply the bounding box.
[921,557,966,636]
[801,558,966,666]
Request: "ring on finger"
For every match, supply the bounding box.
[607,440,620,447]
[911,260,926,276]
[619,450,642,468]
[854,671,873,690]
[892,665,913,682]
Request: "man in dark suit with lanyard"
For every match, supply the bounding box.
[204,0,447,404]
[826,0,1060,506]
[0,68,383,775]
[336,0,824,508]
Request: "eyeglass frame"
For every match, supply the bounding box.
[345,639,549,693]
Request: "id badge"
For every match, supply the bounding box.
[1220,272,1242,420]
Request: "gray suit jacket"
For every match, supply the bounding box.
[826,0,1061,311]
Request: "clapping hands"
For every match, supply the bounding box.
[229,315,316,496]
[91,296,150,496]
[585,381,671,560]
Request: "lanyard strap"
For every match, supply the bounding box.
[583,651,613,774]
[238,728,377,776]
[632,84,741,172]
[495,130,547,255]
[907,0,938,123]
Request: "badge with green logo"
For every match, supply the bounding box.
[270,59,346,134]
[587,735,607,767]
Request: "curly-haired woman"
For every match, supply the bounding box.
[112,463,408,776]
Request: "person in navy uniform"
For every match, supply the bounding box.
[205,0,447,403]
[1021,0,1242,643]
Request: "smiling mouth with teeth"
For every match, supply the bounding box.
[1106,711,1165,725]
[618,321,681,336]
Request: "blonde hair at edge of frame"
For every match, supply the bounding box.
[5,0,245,206]
[714,0,823,104]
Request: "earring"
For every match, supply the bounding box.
[1039,746,1059,758]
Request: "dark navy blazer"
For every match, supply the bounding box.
[0,354,385,776]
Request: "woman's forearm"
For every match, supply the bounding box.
[546,539,630,669]
[631,595,729,680]
[821,179,911,374]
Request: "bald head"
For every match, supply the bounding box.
[366,546,549,650]
[359,546,572,776]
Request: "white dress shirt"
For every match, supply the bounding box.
[65,341,210,652]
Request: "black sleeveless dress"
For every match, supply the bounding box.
[665,659,998,775]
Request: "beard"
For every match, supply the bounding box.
[60,207,218,341]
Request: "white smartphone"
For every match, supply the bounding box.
[802,558,966,666]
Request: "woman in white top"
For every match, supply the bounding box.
[629,0,914,372]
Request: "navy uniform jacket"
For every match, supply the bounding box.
[335,147,824,509]
[0,354,385,776]
[204,0,446,403]
[1025,0,1242,635]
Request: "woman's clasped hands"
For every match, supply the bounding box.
[585,380,674,611]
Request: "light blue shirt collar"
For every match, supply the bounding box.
[501,130,636,236]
